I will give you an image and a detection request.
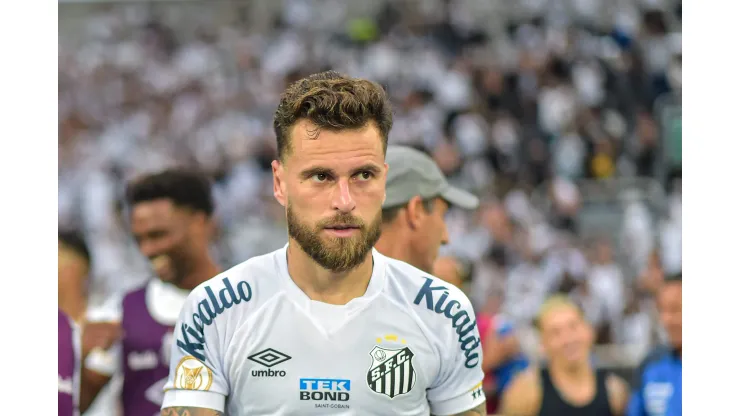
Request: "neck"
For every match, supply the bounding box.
[375,226,416,268]
[286,240,374,305]
[550,360,594,383]
[176,252,221,291]
[59,288,87,324]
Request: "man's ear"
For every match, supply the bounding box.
[272,160,287,207]
[403,196,425,230]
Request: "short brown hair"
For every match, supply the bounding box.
[273,71,393,161]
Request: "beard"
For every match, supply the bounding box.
[287,203,382,273]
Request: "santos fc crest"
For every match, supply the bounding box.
[366,345,416,399]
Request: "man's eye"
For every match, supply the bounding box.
[312,173,329,182]
[357,171,373,181]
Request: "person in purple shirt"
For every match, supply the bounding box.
[59,309,79,416]
[81,169,222,416]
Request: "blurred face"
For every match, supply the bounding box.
[657,282,682,349]
[273,120,388,273]
[58,242,88,294]
[413,198,450,273]
[130,199,206,285]
[540,306,594,368]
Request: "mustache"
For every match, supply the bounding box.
[317,214,365,229]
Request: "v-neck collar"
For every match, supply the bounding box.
[275,244,387,313]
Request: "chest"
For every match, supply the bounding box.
[122,302,174,372]
[224,302,440,415]
[643,371,682,416]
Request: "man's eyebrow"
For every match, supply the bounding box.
[353,164,382,174]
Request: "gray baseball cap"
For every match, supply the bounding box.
[383,146,479,210]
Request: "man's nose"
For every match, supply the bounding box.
[331,179,356,213]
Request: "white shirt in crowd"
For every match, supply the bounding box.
[162,247,486,415]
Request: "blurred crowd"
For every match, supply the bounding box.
[59,0,681,364]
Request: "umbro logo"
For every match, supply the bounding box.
[248,348,291,378]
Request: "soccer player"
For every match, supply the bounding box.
[501,296,629,416]
[59,309,80,416]
[627,273,682,416]
[374,145,479,274]
[161,71,487,416]
[59,230,121,416]
[81,170,221,416]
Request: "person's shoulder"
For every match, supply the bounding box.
[382,254,478,352]
[501,367,542,414]
[185,249,286,320]
[383,255,475,315]
[87,292,124,322]
[638,345,673,371]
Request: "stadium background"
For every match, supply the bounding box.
[58,0,682,390]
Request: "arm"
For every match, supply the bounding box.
[606,374,630,416]
[500,369,541,416]
[481,330,520,373]
[425,285,487,415]
[161,279,233,413]
[79,321,122,413]
[161,407,224,416]
[439,401,487,416]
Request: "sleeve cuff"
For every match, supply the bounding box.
[162,390,226,412]
[429,385,486,416]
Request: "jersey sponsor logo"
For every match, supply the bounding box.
[300,378,351,408]
[177,277,252,361]
[248,348,291,377]
[173,355,213,391]
[413,277,481,368]
[366,345,416,399]
[127,350,159,371]
[644,382,674,416]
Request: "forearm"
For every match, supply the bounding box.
[436,401,487,416]
[482,336,519,372]
[161,407,224,416]
[78,369,112,413]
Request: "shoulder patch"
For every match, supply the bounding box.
[173,356,213,391]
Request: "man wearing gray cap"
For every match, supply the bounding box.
[376,145,479,274]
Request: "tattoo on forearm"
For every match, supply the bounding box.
[161,407,224,416]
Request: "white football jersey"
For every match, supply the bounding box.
[162,246,486,415]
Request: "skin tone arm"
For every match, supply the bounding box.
[481,330,520,373]
[500,369,542,416]
[161,407,224,416]
[435,401,488,415]
[606,374,630,416]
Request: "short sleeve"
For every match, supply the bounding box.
[161,286,230,412]
[426,295,486,415]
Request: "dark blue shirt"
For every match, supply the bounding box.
[627,346,682,416]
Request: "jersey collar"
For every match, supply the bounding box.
[275,244,387,310]
[146,278,190,325]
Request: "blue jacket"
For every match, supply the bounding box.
[627,346,682,416]
[490,318,529,395]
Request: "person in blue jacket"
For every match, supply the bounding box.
[628,273,682,416]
